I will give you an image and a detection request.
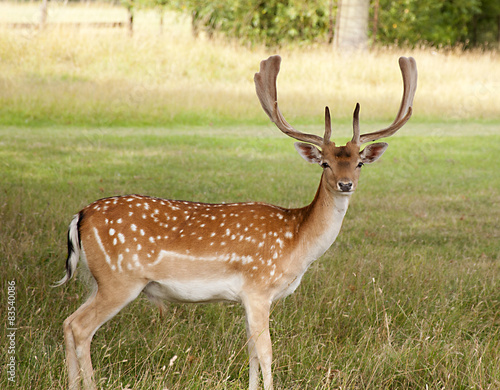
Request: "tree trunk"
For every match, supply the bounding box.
[159,9,164,35]
[40,0,48,29]
[328,0,334,44]
[128,6,134,37]
[497,15,500,48]
[372,0,380,42]
[334,0,369,51]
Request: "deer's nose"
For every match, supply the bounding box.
[338,181,353,192]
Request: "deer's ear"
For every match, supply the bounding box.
[360,142,388,164]
[294,142,322,164]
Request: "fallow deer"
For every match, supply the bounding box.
[55,55,417,390]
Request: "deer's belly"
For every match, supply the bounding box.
[143,276,243,304]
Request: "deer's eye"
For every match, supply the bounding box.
[357,162,364,168]
[321,162,330,169]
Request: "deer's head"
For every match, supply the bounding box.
[254,56,418,194]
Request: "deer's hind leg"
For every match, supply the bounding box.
[63,281,145,390]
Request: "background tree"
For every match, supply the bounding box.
[467,0,500,47]
[121,0,135,36]
[372,0,482,47]
[183,0,331,46]
[334,0,370,50]
[140,0,500,48]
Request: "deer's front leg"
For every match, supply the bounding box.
[244,296,273,390]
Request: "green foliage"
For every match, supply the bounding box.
[182,0,331,46]
[374,0,482,46]
[467,0,500,46]
[173,0,498,47]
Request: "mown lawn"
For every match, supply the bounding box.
[1,123,498,389]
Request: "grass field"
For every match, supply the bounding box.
[1,124,499,389]
[1,1,500,389]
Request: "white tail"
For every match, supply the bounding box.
[57,55,417,390]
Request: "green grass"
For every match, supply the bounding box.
[1,124,499,389]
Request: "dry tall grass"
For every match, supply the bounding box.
[0,1,499,127]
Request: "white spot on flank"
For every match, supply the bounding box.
[93,228,114,270]
[117,218,123,224]
[140,229,145,236]
[109,228,115,236]
[117,254,124,272]
[137,244,142,250]
[149,237,155,243]
[113,238,117,246]
[285,232,293,239]
[118,233,125,244]
[131,224,137,231]
[133,254,141,268]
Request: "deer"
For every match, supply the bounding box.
[55,55,417,390]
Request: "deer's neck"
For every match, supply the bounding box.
[296,175,351,265]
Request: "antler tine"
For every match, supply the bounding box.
[254,55,324,147]
[351,103,361,144]
[324,106,332,144]
[358,57,418,144]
